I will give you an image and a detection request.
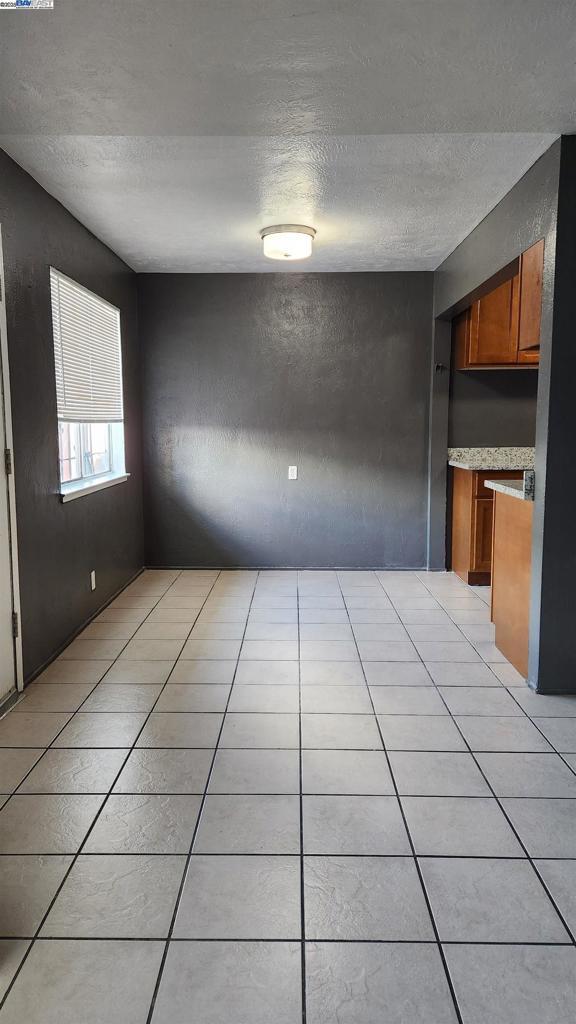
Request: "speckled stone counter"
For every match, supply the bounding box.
[485,479,530,501]
[448,447,535,471]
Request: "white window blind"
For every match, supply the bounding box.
[50,269,124,423]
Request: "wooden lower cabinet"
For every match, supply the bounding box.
[451,468,524,585]
[491,491,533,676]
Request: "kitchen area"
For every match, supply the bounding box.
[447,240,543,679]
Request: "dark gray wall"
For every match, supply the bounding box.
[530,136,576,692]
[140,272,433,568]
[448,370,538,447]
[0,149,145,681]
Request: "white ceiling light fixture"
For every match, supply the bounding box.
[260,224,316,261]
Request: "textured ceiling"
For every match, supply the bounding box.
[0,0,573,271]
[0,134,555,272]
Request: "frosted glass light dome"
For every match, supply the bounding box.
[260,224,316,261]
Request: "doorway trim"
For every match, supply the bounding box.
[0,225,23,693]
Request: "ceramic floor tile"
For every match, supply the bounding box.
[119,639,184,661]
[0,712,72,748]
[414,641,481,663]
[359,642,419,662]
[155,684,230,712]
[113,749,213,794]
[0,938,164,1024]
[476,752,576,797]
[174,855,301,939]
[182,639,242,660]
[489,662,527,686]
[134,622,191,640]
[35,661,112,684]
[420,857,567,942]
[0,855,73,936]
[219,712,299,748]
[305,856,433,940]
[102,661,175,685]
[303,795,410,854]
[15,683,95,712]
[59,639,126,661]
[511,691,576,717]
[84,794,202,853]
[455,716,553,752]
[18,749,128,794]
[150,941,302,1024]
[305,942,458,1024]
[406,624,465,642]
[227,684,299,713]
[300,685,373,714]
[235,661,299,685]
[389,751,490,796]
[425,662,501,686]
[208,749,300,794]
[370,687,448,715]
[298,609,350,624]
[501,798,576,857]
[300,662,364,685]
[0,940,30,1002]
[244,623,299,641]
[363,662,432,686]
[473,641,508,663]
[188,621,246,640]
[398,609,455,625]
[439,686,523,716]
[41,854,185,938]
[300,641,359,662]
[531,718,576,752]
[81,684,163,712]
[443,944,576,1024]
[136,713,223,748]
[299,624,354,641]
[170,660,237,685]
[0,749,44,793]
[248,608,299,623]
[378,715,468,751]
[301,714,382,750]
[53,713,147,748]
[0,795,104,854]
[193,795,300,854]
[351,624,408,643]
[401,797,523,856]
[535,859,576,934]
[302,749,394,795]
[347,608,401,624]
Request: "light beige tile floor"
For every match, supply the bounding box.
[0,568,575,1023]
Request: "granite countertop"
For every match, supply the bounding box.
[485,479,527,500]
[448,447,535,471]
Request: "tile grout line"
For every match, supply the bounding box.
[339,571,465,1024]
[297,572,307,1024]
[144,570,259,1024]
[0,568,224,1013]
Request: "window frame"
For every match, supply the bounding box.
[49,268,130,503]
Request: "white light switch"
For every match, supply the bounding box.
[90,571,96,591]
[288,466,298,480]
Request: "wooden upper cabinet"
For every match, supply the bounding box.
[453,239,544,370]
[517,238,544,363]
[469,275,520,366]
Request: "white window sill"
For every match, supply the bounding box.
[60,473,130,503]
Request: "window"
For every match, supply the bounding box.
[50,269,128,501]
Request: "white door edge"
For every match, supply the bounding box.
[0,225,23,692]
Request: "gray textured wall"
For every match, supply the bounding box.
[0,149,145,681]
[140,272,433,568]
[448,370,538,447]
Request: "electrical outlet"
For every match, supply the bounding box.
[90,571,96,591]
[288,465,298,480]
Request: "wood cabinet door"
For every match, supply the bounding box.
[469,276,519,365]
[452,309,471,370]
[518,238,544,352]
[471,498,494,573]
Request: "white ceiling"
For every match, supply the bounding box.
[0,0,573,272]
